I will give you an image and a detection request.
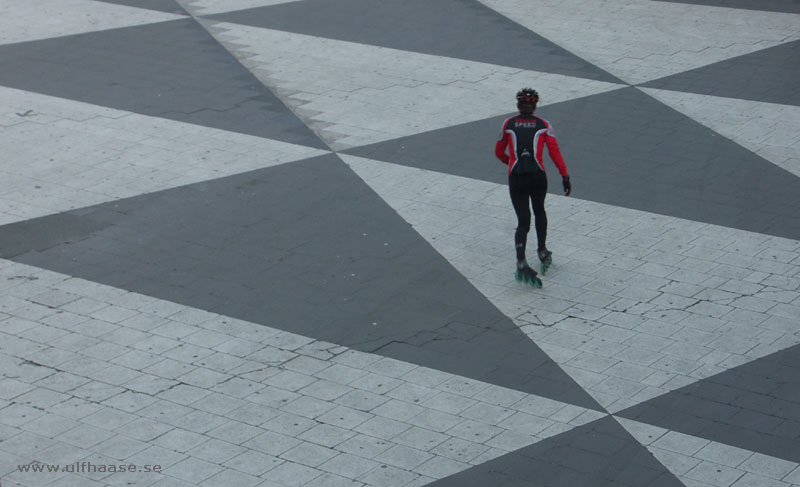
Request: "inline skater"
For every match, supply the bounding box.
[494,88,572,287]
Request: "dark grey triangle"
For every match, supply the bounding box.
[424,415,684,487]
[346,86,800,241]
[641,39,800,106]
[654,0,800,14]
[92,0,189,14]
[204,0,623,84]
[0,19,326,150]
[1,154,601,411]
[617,343,800,463]
[344,111,523,186]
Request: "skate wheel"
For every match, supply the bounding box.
[540,257,552,276]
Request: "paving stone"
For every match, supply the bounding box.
[80,407,138,430]
[150,428,209,453]
[223,449,284,476]
[263,370,317,392]
[316,405,374,430]
[163,456,224,484]
[283,355,332,376]
[262,461,323,487]
[652,431,711,456]
[206,420,263,444]
[360,464,422,487]
[695,442,755,468]
[188,437,246,463]
[651,448,702,476]
[223,402,282,427]
[260,412,318,437]
[212,338,264,358]
[55,424,115,449]
[429,436,490,464]
[0,378,37,400]
[445,420,505,446]
[280,394,337,419]
[783,467,800,485]
[374,444,433,470]
[319,452,381,479]
[47,397,104,421]
[156,383,213,406]
[243,430,302,456]
[115,417,173,442]
[176,367,231,388]
[496,411,557,437]
[685,460,746,487]
[280,441,340,467]
[211,377,265,398]
[335,390,391,412]
[123,374,178,395]
[393,426,450,452]
[190,391,247,416]
[312,363,370,386]
[302,472,366,487]
[335,433,393,459]
[399,367,452,389]
[738,453,797,480]
[415,455,470,479]
[90,434,150,460]
[199,468,262,487]
[420,392,476,415]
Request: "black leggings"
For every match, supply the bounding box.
[509,172,547,261]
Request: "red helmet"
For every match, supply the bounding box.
[516,88,539,104]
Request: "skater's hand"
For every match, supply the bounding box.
[562,175,571,196]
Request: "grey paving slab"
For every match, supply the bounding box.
[205,0,622,83]
[1,154,600,410]
[347,87,800,240]
[0,19,325,149]
[617,344,800,464]
[642,40,800,106]
[425,415,684,487]
[654,0,800,14]
[94,0,189,14]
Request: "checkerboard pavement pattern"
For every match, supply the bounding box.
[1,1,799,486]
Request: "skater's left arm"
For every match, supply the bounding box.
[544,121,572,196]
[543,123,568,178]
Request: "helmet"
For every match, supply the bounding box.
[516,88,539,104]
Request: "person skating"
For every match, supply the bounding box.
[494,88,572,287]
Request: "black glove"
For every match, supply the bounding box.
[562,175,572,196]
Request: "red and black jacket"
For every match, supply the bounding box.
[495,113,568,177]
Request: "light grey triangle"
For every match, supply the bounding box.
[0,86,327,225]
[341,154,800,413]
[0,0,184,46]
[0,257,606,485]
[615,417,800,487]
[478,0,800,85]
[201,21,626,151]
[177,0,303,16]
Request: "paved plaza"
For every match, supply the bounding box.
[1,0,799,486]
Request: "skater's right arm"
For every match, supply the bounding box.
[494,119,512,164]
[495,138,510,164]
